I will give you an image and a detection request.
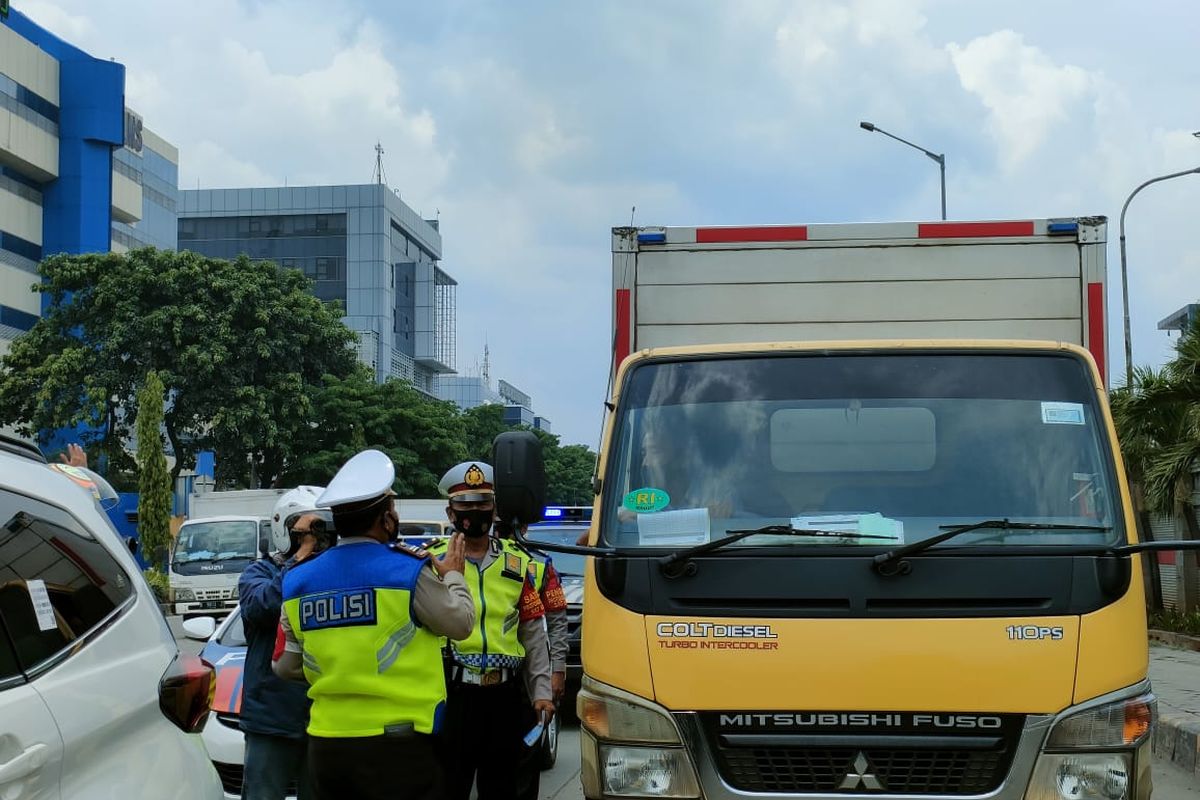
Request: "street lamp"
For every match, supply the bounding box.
[860,121,946,220]
[1118,166,1200,388]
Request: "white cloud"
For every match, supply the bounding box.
[948,30,1099,168]
[17,0,91,41]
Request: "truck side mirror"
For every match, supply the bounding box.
[492,431,546,528]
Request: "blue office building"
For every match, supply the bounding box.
[0,8,180,358]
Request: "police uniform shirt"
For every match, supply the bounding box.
[458,539,554,704]
[278,536,475,663]
[530,556,569,675]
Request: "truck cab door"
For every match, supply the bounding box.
[0,620,64,800]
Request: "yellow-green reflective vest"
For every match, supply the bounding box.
[281,540,445,737]
[428,538,533,671]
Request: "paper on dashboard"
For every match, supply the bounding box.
[637,507,711,546]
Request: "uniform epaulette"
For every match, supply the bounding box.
[506,536,542,561]
[390,541,431,560]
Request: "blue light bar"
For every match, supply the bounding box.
[543,507,564,518]
[637,232,667,244]
[1047,222,1078,235]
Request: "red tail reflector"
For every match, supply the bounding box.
[159,651,215,733]
[614,289,631,371]
[918,221,1034,238]
[1087,282,1106,385]
[696,226,808,243]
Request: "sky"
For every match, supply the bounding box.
[19,0,1200,446]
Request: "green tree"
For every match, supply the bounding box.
[136,372,172,569]
[461,403,510,462]
[546,443,598,505]
[1111,317,1200,516]
[283,369,469,497]
[0,248,358,484]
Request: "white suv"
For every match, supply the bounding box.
[0,435,223,799]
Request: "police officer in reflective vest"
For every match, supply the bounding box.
[429,461,555,800]
[273,450,475,800]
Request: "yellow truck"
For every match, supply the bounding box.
[502,218,1200,800]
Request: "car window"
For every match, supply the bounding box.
[0,487,135,675]
[218,611,247,648]
[0,621,21,687]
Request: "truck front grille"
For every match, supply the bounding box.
[717,744,1011,794]
[702,712,1023,795]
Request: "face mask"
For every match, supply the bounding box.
[454,508,494,538]
[383,510,400,543]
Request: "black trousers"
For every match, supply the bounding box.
[439,679,535,800]
[308,732,442,800]
[514,681,542,800]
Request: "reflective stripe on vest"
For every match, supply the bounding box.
[281,541,445,737]
[428,538,530,670]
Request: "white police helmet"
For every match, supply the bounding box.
[270,486,327,553]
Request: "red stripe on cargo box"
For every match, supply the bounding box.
[1158,551,1176,565]
[614,289,631,371]
[695,226,808,243]
[1087,282,1106,385]
[918,221,1034,238]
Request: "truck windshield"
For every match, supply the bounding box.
[173,520,259,564]
[601,353,1122,552]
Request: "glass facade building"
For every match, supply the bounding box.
[436,375,551,433]
[179,184,456,394]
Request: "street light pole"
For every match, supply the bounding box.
[860,121,947,220]
[1118,166,1200,388]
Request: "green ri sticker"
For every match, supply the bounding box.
[623,488,670,513]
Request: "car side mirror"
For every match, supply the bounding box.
[127,537,139,555]
[492,431,546,528]
[182,616,216,641]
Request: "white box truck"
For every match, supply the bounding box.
[555,217,1190,800]
[170,489,287,617]
[611,217,1109,384]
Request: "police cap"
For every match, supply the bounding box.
[438,461,495,502]
[316,449,396,510]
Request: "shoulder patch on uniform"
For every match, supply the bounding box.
[391,542,431,560]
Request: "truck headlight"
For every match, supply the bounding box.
[1045,693,1155,750]
[174,588,195,602]
[1025,691,1155,800]
[578,677,700,799]
[1027,753,1131,800]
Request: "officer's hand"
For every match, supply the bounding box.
[551,671,566,701]
[534,698,556,723]
[294,533,319,563]
[432,532,466,577]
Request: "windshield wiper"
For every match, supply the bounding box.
[660,525,899,578]
[873,520,1112,575]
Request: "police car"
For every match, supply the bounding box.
[524,506,591,689]
[184,608,267,799]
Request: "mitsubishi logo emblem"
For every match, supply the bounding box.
[840,753,883,791]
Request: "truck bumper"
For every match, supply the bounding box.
[176,601,237,618]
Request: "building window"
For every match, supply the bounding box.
[0,232,42,263]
